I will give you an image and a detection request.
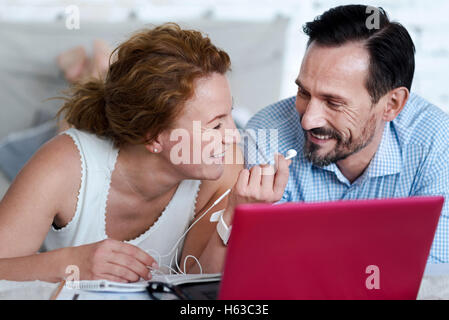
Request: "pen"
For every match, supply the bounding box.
[50,280,66,300]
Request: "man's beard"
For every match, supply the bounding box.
[303,114,377,167]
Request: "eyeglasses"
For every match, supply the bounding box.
[146,282,189,300]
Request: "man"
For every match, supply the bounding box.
[245,5,449,263]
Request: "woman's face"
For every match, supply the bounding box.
[160,72,240,180]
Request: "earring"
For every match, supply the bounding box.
[154,148,158,153]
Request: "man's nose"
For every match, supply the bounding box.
[300,99,327,131]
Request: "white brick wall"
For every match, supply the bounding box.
[290,0,449,112]
[0,0,448,112]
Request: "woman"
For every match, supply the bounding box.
[0,23,290,283]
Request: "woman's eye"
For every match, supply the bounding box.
[213,123,222,130]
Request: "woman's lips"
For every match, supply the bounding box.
[211,147,229,159]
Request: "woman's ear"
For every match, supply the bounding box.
[144,143,162,154]
[143,132,163,154]
[383,87,409,122]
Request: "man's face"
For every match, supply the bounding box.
[295,41,384,167]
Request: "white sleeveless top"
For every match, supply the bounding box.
[42,128,202,272]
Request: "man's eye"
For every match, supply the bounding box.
[327,101,342,108]
[297,88,309,98]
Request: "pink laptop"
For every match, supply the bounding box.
[219,196,444,300]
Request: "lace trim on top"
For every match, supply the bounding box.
[51,131,86,232]
[100,145,118,240]
[100,149,197,244]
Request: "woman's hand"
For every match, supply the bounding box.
[68,239,157,283]
[223,153,291,224]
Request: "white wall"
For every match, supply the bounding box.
[0,0,448,112]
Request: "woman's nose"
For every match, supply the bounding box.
[223,120,241,145]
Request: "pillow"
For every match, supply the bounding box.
[0,168,9,200]
[0,119,57,181]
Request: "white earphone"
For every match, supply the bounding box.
[285,149,297,160]
[149,148,298,275]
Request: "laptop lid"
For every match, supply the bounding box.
[219,196,444,300]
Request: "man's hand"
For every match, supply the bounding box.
[223,153,291,224]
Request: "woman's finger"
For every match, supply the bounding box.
[108,252,152,280]
[109,240,156,269]
[104,262,141,283]
[248,165,262,191]
[260,164,275,196]
[94,273,128,283]
[235,168,250,191]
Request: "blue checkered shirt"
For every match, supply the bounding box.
[244,93,449,264]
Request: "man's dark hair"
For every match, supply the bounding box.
[303,5,415,103]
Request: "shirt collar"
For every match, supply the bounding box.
[365,122,402,178]
[310,122,402,184]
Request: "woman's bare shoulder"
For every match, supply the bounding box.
[1,133,81,213]
[20,133,81,181]
[0,133,83,255]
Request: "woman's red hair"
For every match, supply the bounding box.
[57,23,231,147]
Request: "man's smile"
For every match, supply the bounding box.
[308,131,334,145]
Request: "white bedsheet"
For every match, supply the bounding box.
[1,265,449,300]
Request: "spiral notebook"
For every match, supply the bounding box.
[54,273,221,299]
